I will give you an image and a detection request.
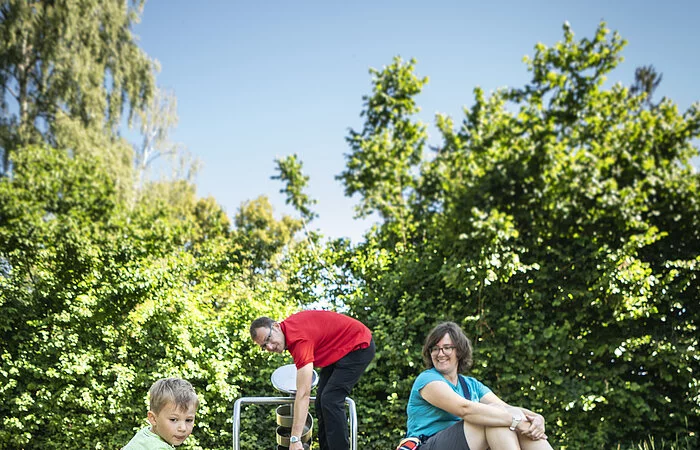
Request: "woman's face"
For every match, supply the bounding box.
[430,333,458,375]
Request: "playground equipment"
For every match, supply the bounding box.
[232,364,358,450]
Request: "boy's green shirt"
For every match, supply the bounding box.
[122,426,175,449]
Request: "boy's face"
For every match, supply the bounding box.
[148,401,196,446]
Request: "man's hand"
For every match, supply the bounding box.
[289,440,304,450]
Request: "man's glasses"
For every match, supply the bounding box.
[260,326,273,349]
[430,345,456,356]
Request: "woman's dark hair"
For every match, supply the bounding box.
[422,321,473,373]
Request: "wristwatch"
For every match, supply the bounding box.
[290,435,301,444]
[509,414,523,431]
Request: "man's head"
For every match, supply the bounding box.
[147,378,199,447]
[250,316,286,353]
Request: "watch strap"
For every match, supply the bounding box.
[509,415,522,431]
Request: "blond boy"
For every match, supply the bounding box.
[123,378,199,449]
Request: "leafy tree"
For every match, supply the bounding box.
[0,145,300,449]
[339,22,699,449]
[132,87,200,205]
[338,56,428,245]
[273,154,318,224]
[0,3,312,449]
[232,196,302,282]
[3,13,698,450]
[630,64,663,108]
[272,154,353,308]
[0,0,155,180]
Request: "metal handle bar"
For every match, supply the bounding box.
[232,396,357,450]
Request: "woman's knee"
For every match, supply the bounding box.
[517,435,554,450]
[463,421,488,450]
[485,425,520,449]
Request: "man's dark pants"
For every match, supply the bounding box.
[315,339,375,450]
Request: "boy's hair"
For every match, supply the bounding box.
[149,377,199,414]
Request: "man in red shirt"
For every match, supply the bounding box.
[250,310,375,450]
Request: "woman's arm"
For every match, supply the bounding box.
[480,392,547,440]
[420,381,531,432]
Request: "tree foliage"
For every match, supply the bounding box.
[0,0,155,179]
[273,154,318,223]
[131,86,200,207]
[630,64,663,108]
[339,22,699,449]
[1,13,699,450]
[0,146,302,449]
[338,56,428,245]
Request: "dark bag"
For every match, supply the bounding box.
[395,375,471,449]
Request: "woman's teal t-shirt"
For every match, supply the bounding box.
[406,368,492,438]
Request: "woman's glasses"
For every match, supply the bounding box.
[430,345,456,356]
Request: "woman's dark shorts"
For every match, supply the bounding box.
[420,421,470,450]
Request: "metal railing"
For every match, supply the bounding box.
[232,396,357,450]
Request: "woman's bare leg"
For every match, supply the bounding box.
[518,435,554,450]
[462,421,552,450]
[462,421,489,450]
[485,426,521,450]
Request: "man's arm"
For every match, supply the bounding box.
[290,363,313,450]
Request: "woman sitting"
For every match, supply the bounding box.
[405,321,553,450]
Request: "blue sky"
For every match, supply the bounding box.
[133,1,700,242]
